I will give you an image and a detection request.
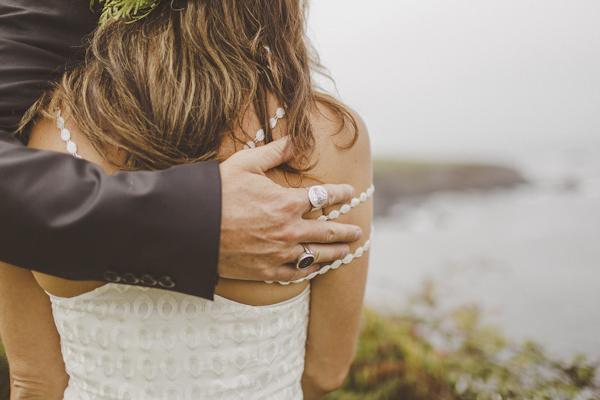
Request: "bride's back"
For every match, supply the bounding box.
[22,2,372,397]
[26,0,370,305]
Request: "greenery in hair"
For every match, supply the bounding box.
[91,0,160,25]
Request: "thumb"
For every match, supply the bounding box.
[240,136,295,173]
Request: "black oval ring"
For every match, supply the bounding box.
[295,244,315,269]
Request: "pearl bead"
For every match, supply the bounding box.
[61,128,71,141]
[66,141,78,155]
[255,129,265,142]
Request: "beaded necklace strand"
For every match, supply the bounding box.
[54,107,373,285]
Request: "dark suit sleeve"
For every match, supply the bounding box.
[0,0,221,299]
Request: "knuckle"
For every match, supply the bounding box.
[345,184,355,199]
[289,245,302,261]
[278,198,295,215]
[281,225,301,243]
[282,193,305,214]
[263,268,278,281]
[309,246,320,262]
[287,268,302,281]
[295,195,309,213]
[311,246,331,265]
[335,184,354,203]
[265,247,287,265]
[325,188,335,205]
[326,225,337,243]
[270,266,298,282]
[279,250,294,267]
[268,222,294,243]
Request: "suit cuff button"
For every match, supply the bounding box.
[122,273,139,284]
[103,270,121,283]
[158,276,175,288]
[140,274,157,286]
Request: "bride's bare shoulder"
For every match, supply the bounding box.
[309,101,372,186]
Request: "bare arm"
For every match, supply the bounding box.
[301,110,373,399]
[0,263,68,400]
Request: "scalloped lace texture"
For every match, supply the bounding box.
[50,284,310,399]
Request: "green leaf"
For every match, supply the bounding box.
[90,0,160,25]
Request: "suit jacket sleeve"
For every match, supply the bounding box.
[0,0,221,299]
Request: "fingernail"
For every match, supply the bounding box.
[342,246,350,258]
[354,228,362,241]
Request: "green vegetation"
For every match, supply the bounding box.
[325,282,600,400]
[1,283,597,399]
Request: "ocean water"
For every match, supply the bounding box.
[307,1,600,360]
[365,148,600,359]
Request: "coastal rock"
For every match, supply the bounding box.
[373,160,528,216]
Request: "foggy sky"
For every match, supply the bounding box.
[308,0,600,160]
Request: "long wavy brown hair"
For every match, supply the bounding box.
[21,0,357,172]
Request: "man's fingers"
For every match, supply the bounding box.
[266,242,351,282]
[235,136,294,173]
[300,183,355,214]
[320,183,356,209]
[296,243,350,266]
[297,219,362,244]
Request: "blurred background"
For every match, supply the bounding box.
[1,1,599,397]
[308,0,600,361]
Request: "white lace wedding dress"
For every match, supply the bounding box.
[50,284,310,400]
[50,110,373,399]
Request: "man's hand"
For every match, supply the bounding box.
[218,137,362,282]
